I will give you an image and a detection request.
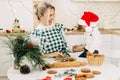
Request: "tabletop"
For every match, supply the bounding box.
[7,58,120,80]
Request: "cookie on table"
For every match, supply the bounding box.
[75,73,94,78]
[85,74,94,78]
[47,70,57,74]
[75,77,86,80]
[75,74,85,78]
[92,70,101,75]
[81,68,91,73]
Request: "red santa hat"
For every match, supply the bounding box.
[79,11,99,27]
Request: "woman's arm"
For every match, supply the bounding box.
[72,44,85,52]
[41,52,64,58]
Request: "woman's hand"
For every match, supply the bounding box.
[51,52,64,58]
[73,44,85,52]
[41,52,64,58]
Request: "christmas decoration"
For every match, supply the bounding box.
[80,12,99,26]
[78,11,102,53]
[64,78,72,80]
[13,19,21,33]
[6,30,11,33]
[42,66,46,70]
[5,35,48,70]
[20,64,30,74]
[42,76,51,80]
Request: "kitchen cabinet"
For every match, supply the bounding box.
[0,37,11,76]
[112,34,120,49]
[66,34,120,50]
[66,35,85,45]
[66,34,113,49]
[0,48,11,76]
[101,34,112,49]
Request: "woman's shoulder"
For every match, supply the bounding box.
[29,25,42,35]
[55,23,63,26]
[54,23,64,29]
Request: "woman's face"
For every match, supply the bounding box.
[40,8,55,26]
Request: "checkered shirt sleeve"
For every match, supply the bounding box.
[29,29,41,38]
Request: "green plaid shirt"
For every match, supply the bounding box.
[29,23,70,56]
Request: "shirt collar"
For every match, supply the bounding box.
[35,23,55,30]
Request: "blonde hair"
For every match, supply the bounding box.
[34,2,55,21]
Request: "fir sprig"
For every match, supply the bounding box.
[6,35,47,70]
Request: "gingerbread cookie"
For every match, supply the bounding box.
[81,68,91,73]
[85,74,94,78]
[75,77,86,80]
[92,71,101,75]
[75,73,94,79]
[75,74,85,78]
[47,70,57,74]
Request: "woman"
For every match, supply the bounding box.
[30,1,84,58]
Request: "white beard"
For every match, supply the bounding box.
[85,27,102,52]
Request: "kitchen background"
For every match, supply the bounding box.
[0,0,120,32]
[0,0,120,78]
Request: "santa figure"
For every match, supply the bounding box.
[78,11,102,57]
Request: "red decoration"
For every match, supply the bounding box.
[42,66,46,70]
[6,30,11,33]
[64,78,72,80]
[42,76,51,80]
[26,43,33,49]
[81,11,99,26]
[20,30,25,33]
